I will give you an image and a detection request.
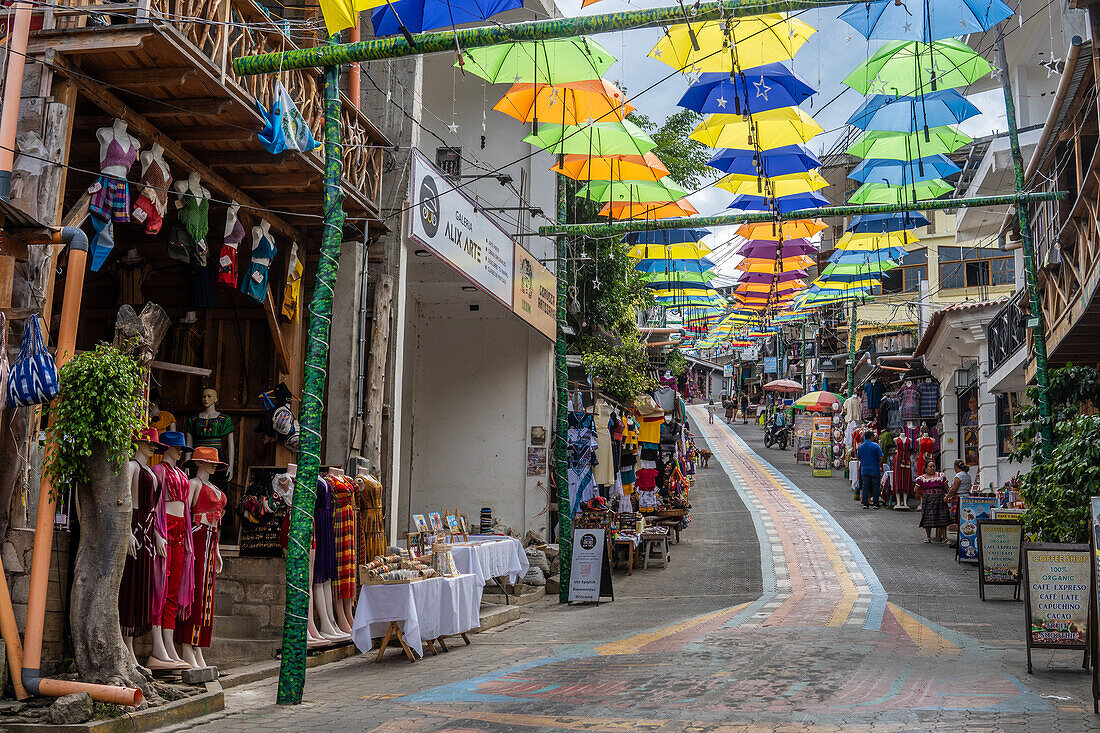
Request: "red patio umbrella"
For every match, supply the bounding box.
[762,378,804,394]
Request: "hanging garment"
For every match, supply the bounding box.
[593,402,614,486]
[131,159,172,235]
[185,414,233,490]
[313,477,338,583]
[151,462,194,628]
[174,481,225,648]
[113,259,152,306]
[242,230,277,303]
[190,262,214,309]
[893,436,913,498]
[89,176,131,224]
[330,475,358,600]
[843,394,862,423]
[918,381,940,418]
[281,255,304,322]
[567,411,598,517]
[917,435,936,475]
[218,213,246,287]
[87,213,116,273]
[119,463,157,638]
[255,81,321,154]
[899,385,920,420]
[864,381,884,411]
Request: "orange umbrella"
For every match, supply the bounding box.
[552,152,670,182]
[599,198,699,220]
[494,80,633,126]
[737,219,827,241]
[738,256,816,273]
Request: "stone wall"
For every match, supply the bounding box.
[5,527,72,675]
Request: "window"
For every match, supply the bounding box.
[996,392,1026,457]
[878,249,926,295]
[938,246,1014,290]
[435,147,461,179]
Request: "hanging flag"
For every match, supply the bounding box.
[255,82,321,155]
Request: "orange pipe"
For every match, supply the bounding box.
[0,564,29,699]
[38,678,142,707]
[348,24,360,107]
[0,0,33,200]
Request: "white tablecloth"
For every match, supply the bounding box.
[350,573,481,658]
[449,536,530,586]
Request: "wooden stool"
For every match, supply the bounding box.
[642,536,670,569]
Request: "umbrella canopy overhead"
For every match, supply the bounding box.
[552,152,668,182]
[738,255,816,273]
[849,155,961,184]
[678,66,817,115]
[737,241,817,259]
[649,15,817,72]
[847,212,930,233]
[845,127,973,160]
[738,270,809,283]
[738,220,827,240]
[836,230,920,250]
[642,270,716,286]
[846,90,981,132]
[839,0,1014,42]
[371,0,520,34]
[727,191,832,213]
[627,242,712,259]
[793,390,842,412]
[634,257,717,273]
[716,170,829,197]
[828,248,906,265]
[600,199,699,220]
[578,178,688,203]
[708,144,822,177]
[843,39,993,97]
[525,120,656,156]
[625,227,710,245]
[820,260,898,276]
[763,378,804,394]
[461,38,616,84]
[494,80,632,125]
[691,107,823,149]
[848,179,955,205]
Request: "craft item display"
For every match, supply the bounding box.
[431,541,460,578]
[359,554,437,584]
[131,142,172,235]
[242,221,277,303]
[7,315,60,407]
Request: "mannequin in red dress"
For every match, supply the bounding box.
[893,434,913,510]
[917,424,935,475]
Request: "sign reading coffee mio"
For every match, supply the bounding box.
[1023,543,1090,673]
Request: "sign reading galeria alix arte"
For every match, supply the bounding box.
[407,149,556,341]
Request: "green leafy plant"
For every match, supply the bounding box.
[580,332,655,406]
[1012,365,1100,542]
[44,342,145,494]
[665,349,688,378]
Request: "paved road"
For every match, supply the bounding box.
[164,407,1099,732]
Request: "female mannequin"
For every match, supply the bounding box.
[892,432,913,510]
[148,431,194,671]
[176,447,228,669]
[120,428,167,671]
[185,388,235,492]
[217,202,244,287]
[132,142,171,235]
[242,221,276,303]
[275,466,328,647]
[328,470,357,635]
[90,119,139,221]
[280,241,303,322]
[313,473,349,641]
[168,173,211,267]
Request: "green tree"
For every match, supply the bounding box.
[628,108,714,191]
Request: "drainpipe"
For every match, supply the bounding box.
[0,0,33,200]
[20,227,142,706]
[348,24,361,108]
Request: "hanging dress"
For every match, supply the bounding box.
[131,158,172,235]
[330,476,358,600]
[242,229,277,303]
[567,411,598,517]
[175,481,226,648]
[893,435,913,499]
[152,462,194,630]
[313,477,338,583]
[217,213,246,288]
[119,462,157,638]
[168,192,210,267]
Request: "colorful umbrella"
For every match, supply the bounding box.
[677,66,816,115]
[691,107,823,149]
[494,80,632,126]
[650,15,817,72]
[763,378,803,394]
[461,38,616,85]
[634,257,718,273]
[525,120,656,156]
[738,220,826,240]
[708,144,822,177]
[846,90,980,132]
[847,212,930,233]
[845,127,972,160]
[849,155,960,184]
[738,256,816,273]
[371,0,520,35]
[828,248,905,265]
[738,270,808,283]
[820,260,898,276]
[737,240,817,258]
[319,0,389,35]
[836,230,920,250]
[625,228,709,245]
[793,390,842,412]
[577,178,688,203]
[839,0,1013,43]
[843,40,993,97]
[627,242,712,259]
[553,153,669,182]
[727,191,832,213]
[848,179,955,204]
[716,170,829,197]
[600,199,699,220]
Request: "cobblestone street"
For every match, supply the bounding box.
[164,406,1100,732]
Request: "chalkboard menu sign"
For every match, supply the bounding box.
[1023,542,1090,673]
[238,466,287,558]
[976,518,1022,601]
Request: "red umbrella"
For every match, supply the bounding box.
[763,379,804,394]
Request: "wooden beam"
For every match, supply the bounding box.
[47,50,304,243]
[364,274,392,474]
[140,97,233,119]
[162,127,258,143]
[236,174,320,190]
[262,287,292,374]
[99,67,198,88]
[28,26,153,55]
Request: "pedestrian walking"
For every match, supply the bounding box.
[856,430,884,509]
[707,398,716,424]
[740,393,749,424]
[724,395,735,424]
[916,459,951,543]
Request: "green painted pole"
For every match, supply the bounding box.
[554,174,570,603]
[537,192,1066,237]
[996,29,1053,457]
[277,35,345,705]
[233,0,856,75]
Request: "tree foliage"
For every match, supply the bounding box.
[628,108,714,191]
[1012,365,1100,543]
[580,331,656,406]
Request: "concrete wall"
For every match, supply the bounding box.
[325,239,367,468]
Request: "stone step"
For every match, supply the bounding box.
[212,614,263,639]
[481,586,545,607]
[214,594,235,617]
[474,603,520,632]
[220,554,285,580]
[203,636,283,670]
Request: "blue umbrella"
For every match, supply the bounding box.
[846,212,930,233]
[707,144,822,177]
[728,191,831,214]
[624,228,711,245]
[849,155,961,184]
[839,0,1014,42]
[372,0,521,35]
[828,248,905,265]
[634,258,718,273]
[847,90,980,132]
[677,66,816,116]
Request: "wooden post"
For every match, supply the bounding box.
[364,275,393,474]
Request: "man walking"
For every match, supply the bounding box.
[739,392,749,424]
[857,430,885,509]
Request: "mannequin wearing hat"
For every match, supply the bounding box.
[148,431,195,671]
[175,447,228,669]
[274,465,328,648]
[120,428,168,671]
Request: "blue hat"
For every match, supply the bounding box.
[159,431,192,451]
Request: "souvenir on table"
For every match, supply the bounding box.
[412,514,429,533]
[429,512,445,536]
[359,554,437,584]
[431,541,460,578]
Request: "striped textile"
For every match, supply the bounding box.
[332,476,358,600]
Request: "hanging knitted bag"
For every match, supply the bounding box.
[0,313,9,411]
[7,315,60,407]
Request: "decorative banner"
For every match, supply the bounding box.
[1023,543,1090,673]
[977,518,1022,601]
[957,495,996,563]
[512,243,557,341]
[569,528,606,603]
[811,415,832,478]
[408,148,515,308]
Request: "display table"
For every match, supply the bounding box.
[449,536,530,586]
[350,573,481,661]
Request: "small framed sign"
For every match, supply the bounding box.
[1023,542,1090,674]
[976,518,1022,601]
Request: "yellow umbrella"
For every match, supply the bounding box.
[716,170,829,197]
[835,231,920,250]
[494,80,633,126]
[627,242,713,259]
[318,0,387,35]
[600,199,699,219]
[552,152,669,182]
[738,220,827,240]
[690,107,823,149]
[649,15,816,73]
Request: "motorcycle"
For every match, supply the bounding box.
[763,417,791,450]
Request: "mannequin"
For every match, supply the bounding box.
[313,473,350,641]
[88,118,140,270]
[185,388,235,492]
[892,431,913,510]
[242,220,277,303]
[148,431,194,671]
[176,448,228,669]
[280,241,303,322]
[120,428,167,671]
[168,173,211,267]
[275,466,329,647]
[917,424,935,476]
[328,470,357,635]
[217,202,244,287]
[132,142,172,235]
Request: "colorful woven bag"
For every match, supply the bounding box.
[7,315,60,407]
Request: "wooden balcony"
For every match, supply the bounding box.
[26,0,388,229]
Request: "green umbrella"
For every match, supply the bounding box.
[641,270,716,285]
[525,120,656,156]
[846,127,972,160]
[460,38,617,84]
[577,178,688,203]
[843,39,992,97]
[848,179,955,204]
[819,260,898,276]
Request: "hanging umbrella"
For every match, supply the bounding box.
[738,255,816,273]
[716,170,829,197]
[737,240,817,258]
[849,155,960,184]
[793,390,842,412]
[839,0,1013,43]
[727,191,832,214]
[494,80,632,126]
[642,270,716,286]
[627,242,712,259]
[600,199,698,219]
[738,220,826,240]
[847,90,980,132]
[846,127,972,160]
[691,107,823,149]
[820,260,898,276]
[625,227,709,245]
[677,66,816,115]
[650,15,817,73]
[843,39,993,97]
[763,378,803,393]
[735,281,805,294]
[320,0,391,35]
[634,257,717,273]
[460,38,616,84]
[836,230,920,250]
[828,248,905,265]
[577,178,688,203]
[525,120,656,156]
[738,270,809,283]
[812,273,883,288]
[371,0,520,34]
[847,211,930,233]
[553,153,669,182]
[708,144,822,177]
[848,179,955,205]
